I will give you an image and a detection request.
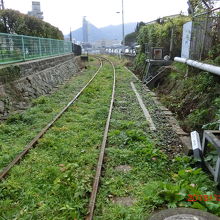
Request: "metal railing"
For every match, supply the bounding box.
[0,33,72,64]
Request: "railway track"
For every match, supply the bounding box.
[0,56,116,219]
[86,57,115,220]
[1,56,212,219]
[0,57,103,180]
[0,57,162,219]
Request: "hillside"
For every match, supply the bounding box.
[68,22,137,42]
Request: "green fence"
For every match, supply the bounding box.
[0,33,72,64]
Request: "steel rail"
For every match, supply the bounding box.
[86,57,116,220]
[0,58,103,180]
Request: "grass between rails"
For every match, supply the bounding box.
[1,56,220,220]
[0,59,100,171]
[94,58,220,219]
[0,60,114,219]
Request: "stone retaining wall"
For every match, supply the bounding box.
[0,54,80,116]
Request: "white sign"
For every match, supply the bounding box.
[181,21,192,59]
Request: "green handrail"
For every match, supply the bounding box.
[0,33,72,64]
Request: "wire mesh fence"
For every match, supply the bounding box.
[0,33,72,64]
[190,8,220,60]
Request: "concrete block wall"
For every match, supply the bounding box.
[0,54,80,116]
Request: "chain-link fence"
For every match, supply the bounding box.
[0,33,72,64]
[190,8,220,60]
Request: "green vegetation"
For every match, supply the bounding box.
[0,59,114,219]
[131,2,220,133]
[0,59,99,171]
[124,22,145,47]
[94,59,220,219]
[0,57,219,219]
[207,45,220,66]
[0,9,63,39]
[154,62,220,132]
[0,65,21,80]
[133,16,190,78]
[187,0,214,15]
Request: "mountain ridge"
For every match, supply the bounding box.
[67,22,137,42]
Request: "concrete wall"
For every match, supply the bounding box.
[0,54,80,117]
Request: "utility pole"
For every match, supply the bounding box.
[0,0,4,9]
[70,27,74,53]
[69,27,72,42]
[122,0,125,54]
[116,0,125,56]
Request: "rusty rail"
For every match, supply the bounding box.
[86,57,116,220]
[0,58,103,180]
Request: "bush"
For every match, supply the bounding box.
[32,96,47,106]
[155,62,220,132]
[134,15,190,74]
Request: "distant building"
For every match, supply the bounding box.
[28,1,43,20]
[82,16,89,43]
[92,39,121,49]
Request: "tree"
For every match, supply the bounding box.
[135,21,145,32]
[0,9,63,40]
[0,10,25,34]
[187,0,214,15]
[124,22,145,47]
[125,32,137,47]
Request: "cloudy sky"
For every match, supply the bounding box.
[5,0,189,34]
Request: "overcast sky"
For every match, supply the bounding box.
[5,0,189,35]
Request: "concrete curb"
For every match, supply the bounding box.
[124,67,192,155]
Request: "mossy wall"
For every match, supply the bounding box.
[0,54,80,116]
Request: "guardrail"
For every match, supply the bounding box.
[0,33,72,65]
